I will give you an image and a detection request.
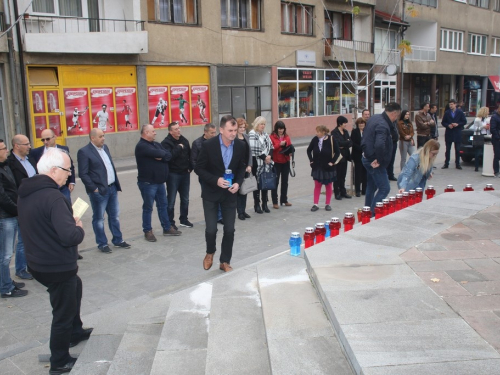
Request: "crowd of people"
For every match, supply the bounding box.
[2,101,500,374]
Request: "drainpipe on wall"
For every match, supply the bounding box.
[400,1,405,110]
[3,0,21,136]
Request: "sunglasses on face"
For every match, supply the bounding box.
[42,137,54,142]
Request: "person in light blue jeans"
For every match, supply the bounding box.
[398,140,440,193]
[362,157,391,214]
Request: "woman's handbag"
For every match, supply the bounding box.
[239,172,258,195]
[258,165,277,190]
[472,132,485,148]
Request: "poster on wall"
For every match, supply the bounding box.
[148,86,169,129]
[48,115,61,137]
[47,90,59,113]
[90,88,115,133]
[170,86,190,125]
[191,85,210,125]
[63,88,90,135]
[115,87,138,131]
[32,91,45,114]
[34,116,47,138]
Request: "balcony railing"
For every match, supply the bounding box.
[328,39,374,53]
[374,49,401,66]
[404,45,436,61]
[23,15,145,34]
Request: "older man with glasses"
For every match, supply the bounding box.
[30,129,76,203]
[7,134,37,280]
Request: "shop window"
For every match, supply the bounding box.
[28,67,59,86]
[281,2,313,36]
[440,29,464,52]
[325,11,351,41]
[325,82,340,115]
[469,0,489,8]
[468,33,487,55]
[33,0,83,16]
[278,82,297,118]
[149,0,198,25]
[221,0,260,30]
[492,37,500,56]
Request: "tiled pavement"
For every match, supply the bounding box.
[403,204,500,353]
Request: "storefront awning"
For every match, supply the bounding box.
[490,76,500,93]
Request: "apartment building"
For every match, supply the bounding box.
[0,0,378,154]
[379,0,500,117]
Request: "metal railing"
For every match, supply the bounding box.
[330,39,374,53]
[374,49,401,66]
[404,45,436,61]
[23,15,145,34]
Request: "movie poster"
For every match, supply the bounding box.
[46,90,59,113]
[191,85,210,125]
[32,91,45,114]
[170,86,190,125]
[115,87,138,131]
[148,86,169,129]
[63,88,90,136]
[34,116,47,138]
[48,115,61,137]
[90,87,115,133]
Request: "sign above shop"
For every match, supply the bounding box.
[489,76,500,93]
[296,50,316,67]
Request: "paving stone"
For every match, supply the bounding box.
[342,318,500,368]
[461,280,500,296]
[415,242,447,252]
[363,359,500,375]
[459,311,500,352]
[469,240,500,257]
[446,269,489,282]
[150,349,206,375]
[422,249,486,261]
[407,260,471,272]
[399,247,430,262]
[444,295,500,312]
[415,271,470,297]
[70,334,123,375]
[464,258,500,269]
[0,359,24,375]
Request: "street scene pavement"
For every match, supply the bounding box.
[2,130,500,374]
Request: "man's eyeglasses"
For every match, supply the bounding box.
[56,166,71,173]
[41,137,54,142]
[17,143,30,146]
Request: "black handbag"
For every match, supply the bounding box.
[258,165,277,190]
[279,144,295,155]
[473,134,485,148]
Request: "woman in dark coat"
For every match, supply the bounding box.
[236,118,253,220]
[306,125,341,212]
[351,117,367,197]
[331,116,352,200]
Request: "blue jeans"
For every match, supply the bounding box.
[137,181,172,232]
[0,217,17,294]
[362,157,391,214]
[167,172,190,225]
[88,184,123,247]
[60,185,71,203]
[15,230,27,274]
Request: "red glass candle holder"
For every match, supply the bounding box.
[375,202,384,219]
[408,190,416,206]
[382,199,390,216]
[304,227,315,249]
[343,213,355,232]
[463,184,474,192]
[402,192,409,208]
[361,206,371,224]
[388,196,396,213]
[395,194,403,211]
[415,188,423,203]
[425,185,435,199]
[444,185,455,193]
[357,208,362,223]
[315,223,326,244]
[485,184,494,191]
[329,217,341,237]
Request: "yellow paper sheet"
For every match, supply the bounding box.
[72,197,89,219]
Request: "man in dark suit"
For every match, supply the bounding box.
[30,129,75,202]
[7,134,37,280]
[195,115,246,272]
[442,99,467,170]
[77,128,130,253]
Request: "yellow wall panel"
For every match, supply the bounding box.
[146,66,210,85]
[60,66,137,86]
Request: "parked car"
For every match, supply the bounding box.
[459,121,491,163]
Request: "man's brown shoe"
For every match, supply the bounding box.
[203,253,214,270]
[272,204,279,209]
[145,230,157,242]
[219,262,233,272]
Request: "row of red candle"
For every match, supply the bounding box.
[302,183,495,249]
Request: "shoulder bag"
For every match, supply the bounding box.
[258,165,277,190]
[472,128,485,148]
[239,172,258,195]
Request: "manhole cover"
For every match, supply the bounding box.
[440,233,472,241]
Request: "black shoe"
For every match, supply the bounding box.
[114,241,131,249]
[12,281,25,289]
[389,177,397,181]
[49,357,77,375]
[254,205,263,214]
[335,195,342,200]
[475,168,479,172]
[243,212,251,218]
[311,205,319,212]
[355,192,361,197]
[69,328,93,348]
[456,165,462,170]
[262,202,270,213]
[171,224,179,231]
[180,220,194,228]
[217,219,224,225]
[98,245,112,254]
[342,193,352,199]
[325,205,332,211]
[1,287,28,298]
[78,254,83,260]
[238,214,246,220]
[16,270,33,280]
[441,165,449,169]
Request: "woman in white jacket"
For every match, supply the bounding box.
[471,107,491,172]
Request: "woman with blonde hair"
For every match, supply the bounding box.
[398,139,440,193]
[249,116,273,213]
[306,125,340,211]
[471,106,491,172]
